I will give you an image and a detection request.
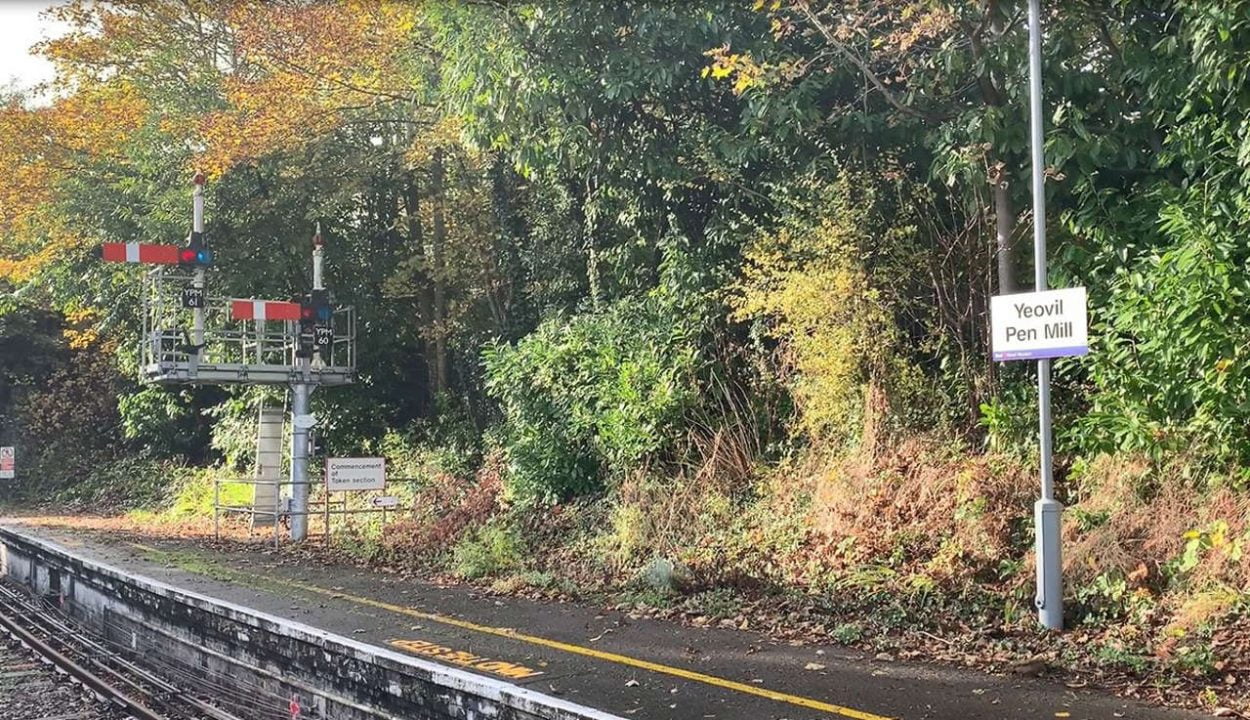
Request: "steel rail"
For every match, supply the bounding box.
[0,583,245,720]
[33,599,243,720]
[0,596,167,720]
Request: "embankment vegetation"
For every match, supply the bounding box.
[0,1,1247,708]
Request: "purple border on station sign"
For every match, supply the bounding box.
[993,345,1089,362]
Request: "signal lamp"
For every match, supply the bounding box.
[179,231,213,267]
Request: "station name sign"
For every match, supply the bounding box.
[990,287,1088,361]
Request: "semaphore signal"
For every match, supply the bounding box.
[100,242,181,265]
[180,230,213,266]
[98,174,355,545]
[230,299,303,322]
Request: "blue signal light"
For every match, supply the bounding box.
[196,248,213,265]
[317,306,332,321]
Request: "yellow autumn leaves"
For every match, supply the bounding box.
[0,80,149,282]
[0,1,436,282]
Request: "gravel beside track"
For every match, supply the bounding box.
[0,634,106,720]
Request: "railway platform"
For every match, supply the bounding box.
[0,521,1207,720]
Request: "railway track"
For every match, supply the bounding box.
[0,581,241,720]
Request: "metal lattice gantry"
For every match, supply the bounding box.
[139,266,356,386]
[102,174,359,543]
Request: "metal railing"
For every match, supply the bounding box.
[212,476,420,548]
[141,267,356,385]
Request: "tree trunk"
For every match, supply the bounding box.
[986,1,1017,294]
[992,168,1017,295]
[402,175,434,414]
[565,175,601,310]
[430,148,450,397]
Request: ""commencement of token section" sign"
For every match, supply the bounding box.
[325,457,386,492]
[991,287,1088,362]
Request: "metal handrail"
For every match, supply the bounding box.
[141,267,357,384]
[212,475,418,548]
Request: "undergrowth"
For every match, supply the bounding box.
[39,428,1246,710]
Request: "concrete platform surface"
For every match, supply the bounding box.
[1,522,1208,720]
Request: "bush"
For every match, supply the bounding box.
[732,172,932,449]
[1075,199,1250,465]
[452,520,526,579]
[163,467,254,518]
[13,344,126,497]
[378,449,505,564]
[52,456,176,511]
[377,404,482,480]
[483,287,705,502]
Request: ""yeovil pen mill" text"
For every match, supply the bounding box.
[1004,297,1075,342]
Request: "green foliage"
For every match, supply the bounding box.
[204,391,274,472]
[978,384,1038,456]
[5,6,1250,678]
[1094,643,1151,674]
[52,456,177,510]
[484,285,705,501]
[685,587,742,619]
[830,622,864,645]
[1076,200,1250,465]
[376,403,483,480]
[166,468,253,519]
[1073,572,1143,626]
[1171,640,1219,677]
[11,343,128,496]
[1169,520,1249,577]
[600,502,649,569]
[451,521,526,579]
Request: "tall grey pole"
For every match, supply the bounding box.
[1028,0,1063,630]
[190,174,206,375]
[289,227,323,542]
[313,222,324,291]
[290,378,311,542]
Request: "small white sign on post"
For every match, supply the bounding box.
[0,446,13,479]
[991,287,1088,362]
[370,495,400,509]
[325,457,385,492]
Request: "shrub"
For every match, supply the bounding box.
[1075,199,1250,465]
[831,622,864,644]
[483,287,705,502]
[377,403,483,480]
[164,467,254,518]
[380,449,506,564]
[53,455,177,511]
[452,520,526,579]
[13,344,126,496]
[732,172,932,449]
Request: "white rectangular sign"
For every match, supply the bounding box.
[991,287,1088,361]
[370,495,400,509]
[325,457,385,492]
[0,446,13,479]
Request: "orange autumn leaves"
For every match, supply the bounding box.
[0,81,149,282]
[198,1,425,177]
[0,0,425,282]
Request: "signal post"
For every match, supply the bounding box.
[102,175,355,543]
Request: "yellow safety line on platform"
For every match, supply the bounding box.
[129,543,891,720]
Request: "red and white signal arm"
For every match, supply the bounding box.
[231,299,302,322]
[101,242,180,265]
